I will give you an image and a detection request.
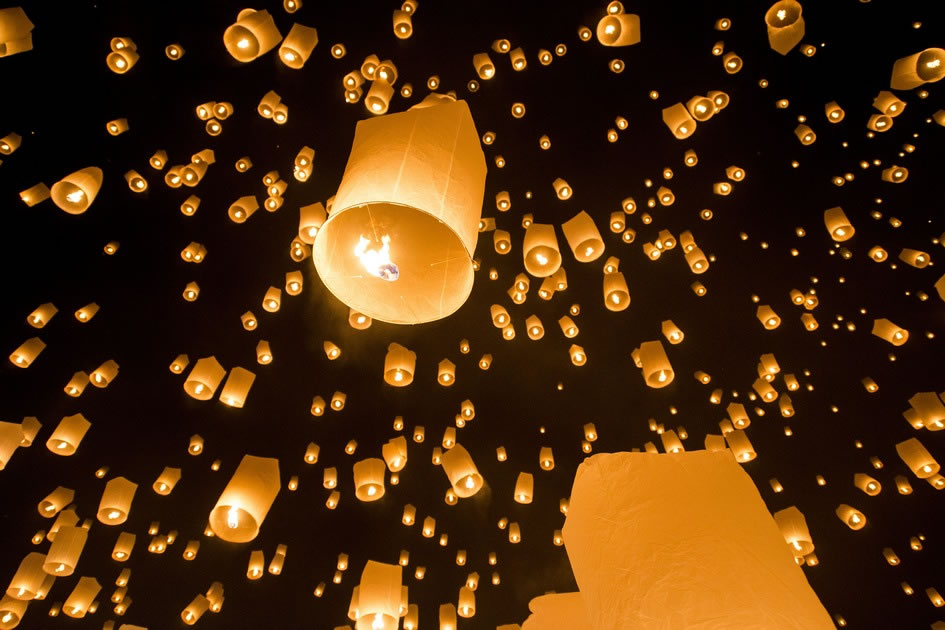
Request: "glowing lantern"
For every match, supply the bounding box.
[219,367,256,407]
[440,444,483,497]
[686,96,714,121]
[773,506,814,557]
[384,343,416,386]
[596,11,640,46]
[228,196,259,223]
[437,359,456,386]
[43,525,87,576]
[824,101,845,122]
[794,124,816,145]
[764,1,804,55]
[602,272,630,311]
[835,504,866,530]
[898,248,929,268]
[662,103,696,139]
[854,473,881,496]
[726,429,756,462]
[561,211,604,263]
[279,23,317,69]
[184,356,226,400]
[473,52,495,79]
[262,287,282,312]
[312,99,486,324]
[50,167,102,214]
[45,414,89,456]
[896,438,939,478]
[889,48,945,89]
[354,458,386,501]
[62,576,100,618]
[382,437,408,472]
[514,472,534,504]
[871,318,908,345]
[106,43,139,74]
[18,182,50,206]
[97,477,137,525]
[8,337,44,368]
[223,9,282,62]
[209,454,280,542]
[636,341,674,388]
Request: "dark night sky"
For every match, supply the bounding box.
[2,0,945,628]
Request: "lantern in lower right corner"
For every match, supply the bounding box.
[208,455,280,542]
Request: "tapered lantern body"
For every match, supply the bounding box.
[523,223,562,277]
[44,525,87,576]
[46,414,90,456]
[354,458,386,501]
[223,9,282,62]
[562,451,833,629]
[279,23,317,68]
[440,444,483,497]
[97,477,138,525]
[595,12,640,46]
[354,561,402,630]
[50,167,103,214]
[209,455,280,542]
[184,356,226,400]
[890,48,945,90]
[764,1,804,55]
[636,341,673,388]
[63,576,100,618]
[823,207,853,241]
[219,367,256,408]
[383,343,416,386]
[313,99,486,324]
[562,211,604,262]
[896,438,939,478]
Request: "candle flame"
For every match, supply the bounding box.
[355,235,399,281]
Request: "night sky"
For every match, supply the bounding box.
[2,0,945,628]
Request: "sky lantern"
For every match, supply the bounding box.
[209,455,280,542]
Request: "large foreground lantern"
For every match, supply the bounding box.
[562,451,833,629]
[312,98,486,324]
[209,454,280,542]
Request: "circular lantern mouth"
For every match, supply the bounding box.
[917,50,945,81]
[765,1,802,27]
[224,26,261,61]
[314,202,473,324]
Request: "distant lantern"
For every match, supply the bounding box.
[38,487,73,518]
[525,315,545,340]
[636,340,674,387]
[896,438,939,478]
[661,320,684,344]
[889,48,945,90]
[219,367,256,408]
[823,207,853,241]
[382,437,408,472]
[835,504,866,530]
[794,124,816,145]
[393,10,413,38]
[824,101,845,122]
[562,211,604,262]
[8,337,44,367]
[106,44,139,74]
[764,1,804,55]
[106,118,129,136]
[43,525,87,576]
[223,9,282,62]
[440,444,483,497]
[353,561,402,630]
[279,23,317,69]
[437,359,456,386]
[18,182,50,206]
[663,103,696,139]
[312,99,485,324]
[773,506,814,556]
[722,51,742,73]
[473,52,495,79]
[46,414,90,456]
[854,473,881,496]
[184,356,226,400]
[97,477,138,525]
[686,96,714,121]
[569,344,587,366]
[209,455,280,542]
[726,429,756,462]
[871,318,908,345]
[603,272,630,311]
[153,467,181,495]
[331,391,346,410]
[384,343,416,386]
[50,167,103,214]
[262,287,282,312]
[552,177,572,199]
[757,305,781,329]
[354,458,386,501]
[514,472,534,504]
[898,248,929,268]
[228,196,259,223]
[595,11,640,46]
[62,576,100,618]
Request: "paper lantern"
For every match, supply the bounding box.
[890,48,945,90]
[279,23,317,69]
[562,451,832,628]
[0,7,33,58]
[89,359,118,387]
[824,101,845,122]
[854,473,881,496]
[773,506,814,557]
[514,472,534,504]
[663,103,696,139]
[63,576,100,618]
[561,211,604,262]
[726,429,756,461]
[437,359,456,386]
[596,12,640,46]
[795,124,816,145]
[8,337,44,367]
[228,196,259,223]
[522,223,562,278]
[18,182,49,206]
[354,458,386,502]
[312,99,486,325]
[353,561,402,630]
[765,1,804,55]
[686,96,714,121]
[473,52,495,79]
[153,466,181,496]
[440,444,483,498]
[219,367,256,408]
[636,340,673,388]
[209,454,281,542]
[524,315,544,340]
[46,414,90,456]
[835,504,866,530]
[7,552,46,600]
[224,9,282,62]
[111,532,135,561]
[872,318,908,345]
[896,438,939,478]
[106,46,138,74]
[602,272,629,311]
[382,437,408,472]
[43,525,87,576]
[331,391,347,410]
[37,487,73,518]
[569,344,587,366]
[184,356,226,400]
[106,118,130,136]
[384,343,416,386]
[97,477,137,525]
